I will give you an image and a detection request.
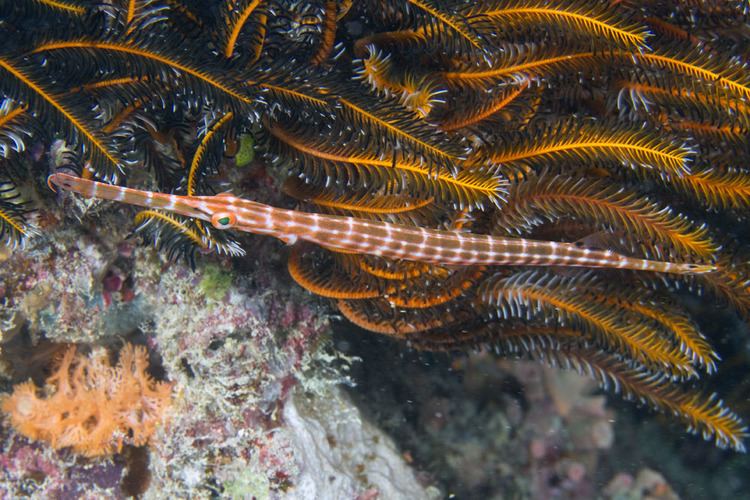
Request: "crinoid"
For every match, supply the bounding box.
[1,0,749,451]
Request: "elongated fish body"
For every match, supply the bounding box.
[48,173,714,275]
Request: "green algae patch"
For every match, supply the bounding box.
[199,263,233,301]
[223,469,271,500]
[235,134,255,168]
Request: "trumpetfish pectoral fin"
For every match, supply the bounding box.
[276,234,299,245]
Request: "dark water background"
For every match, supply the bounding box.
[336,293,750,499]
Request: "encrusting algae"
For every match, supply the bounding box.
[1,343,172,457]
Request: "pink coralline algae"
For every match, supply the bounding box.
[0,429,127,498]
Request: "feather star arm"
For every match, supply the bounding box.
[48,173,715,275]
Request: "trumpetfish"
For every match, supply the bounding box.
[48,173,715,275]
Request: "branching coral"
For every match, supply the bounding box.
[1,343,173,457]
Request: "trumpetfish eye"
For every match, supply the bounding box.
[211,212,236,229]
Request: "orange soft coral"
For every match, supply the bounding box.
[1,343,173,457]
